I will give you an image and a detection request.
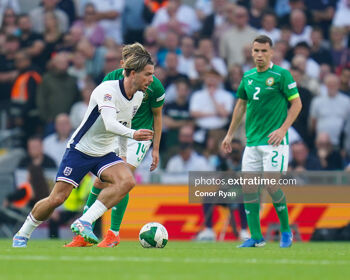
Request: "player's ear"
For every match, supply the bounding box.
[120,60,124,67]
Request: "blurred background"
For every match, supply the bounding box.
[0,0,350,242]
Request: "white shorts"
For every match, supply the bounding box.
[242,145,289,172]
[126,138,152,168]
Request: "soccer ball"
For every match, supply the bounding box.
[139,222,168,248]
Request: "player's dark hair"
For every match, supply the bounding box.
[253,35,273,47]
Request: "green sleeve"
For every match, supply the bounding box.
[150,77,165,108]
[281,69,299,101]
[237,79,247,100]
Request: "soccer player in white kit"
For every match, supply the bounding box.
[13,49,155,247]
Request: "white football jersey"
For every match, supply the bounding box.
[68,80,143,157]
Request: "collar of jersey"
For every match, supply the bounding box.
[119,79,134,101]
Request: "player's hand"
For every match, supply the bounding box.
[221,135,233,154]
[150,149,159,172]
[268,128,286,147]
[133,129,154,141]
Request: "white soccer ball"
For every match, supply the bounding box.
[139,222,168,248]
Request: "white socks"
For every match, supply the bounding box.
[80,200,107,224]
[17,213,43,238]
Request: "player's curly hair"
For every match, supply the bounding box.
[123,44,154,76]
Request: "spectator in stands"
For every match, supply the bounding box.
[272,48,290,70]
[198,38,227,77]
[0,35,20,103]
[9,51,42,145]
[199,0,228,39]
[94,48,122,85]
[36,52,80,133]
[4,164,50,209]
[177,36,195,77]
[305,0,336,39]
[78,0,124,44]
[57,0,76,26]
[69,78,95,129]
[17,136,56,169]
[157,31,181,67]
[0,0,20,27]
[332,0,350,29]
[291,54,320,96]
[41,11,65,70]
[58,25,83,53]
[310,73,350,147]
[289,9,312,46]
[122,0,147,44]
[248,0,269,29]
[76,38,107,80]
[1,7,20,36]
[339,66,350,97]
[188,54,210,91]
[163,78,193,151]
[312,132,344,170]
[190,69,234,144]
[30,0,69,34]
[289,67,313,147]
[310,27,333,66]
[164,52,188,89]
[72,3,105,47]
[329,26,350,70]
[152,0,201,37]
[219,5,258,66]
[166,124,213,172]
[293,41,320,79]
[224,64,243,95]
[43,113,72,166]
[67,51,87,90]
[289,141,322,171]
[17,14,45,71]
[258,11,281,44]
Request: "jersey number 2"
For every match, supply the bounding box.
[253,87,260,100]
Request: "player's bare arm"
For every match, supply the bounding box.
[150,106,163,171]
[221,99,247,153]
[268,97,302,146]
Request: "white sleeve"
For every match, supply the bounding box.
[118,122,130,158]
[100,107,136,139]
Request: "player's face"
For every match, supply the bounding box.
[252,42,273,70]
[134,64,154,92]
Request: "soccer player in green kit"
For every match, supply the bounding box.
[65,43,165,247]
[221,35,302,248]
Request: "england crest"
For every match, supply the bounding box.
[63,167,73,176]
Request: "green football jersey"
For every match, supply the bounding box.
[103,69,165,130]
[237,63,299,146]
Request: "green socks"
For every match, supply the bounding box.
[271,189,291,233]
[243,192,263,240]
[110,193,129,232]
[83,186,129,232]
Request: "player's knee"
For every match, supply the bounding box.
[121,174,135,191]
[49,193,67,208]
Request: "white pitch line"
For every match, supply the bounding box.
[0,255,349,266]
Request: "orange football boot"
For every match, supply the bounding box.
[64,234,94,247]
[97,230,120,248]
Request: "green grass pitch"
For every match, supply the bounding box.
[1,240,349,280]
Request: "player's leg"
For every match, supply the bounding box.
[98,140,151,247]
[13,181,73,247]
[72,158,135,244]
[239,146,265,247]
[262,144,292,247]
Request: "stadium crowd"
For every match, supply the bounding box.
[0,0,350,201]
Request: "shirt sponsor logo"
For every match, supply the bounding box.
[104,93,112,101]
[63,167,73,176]
[265,77,274,86]
[288,82,297,89]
